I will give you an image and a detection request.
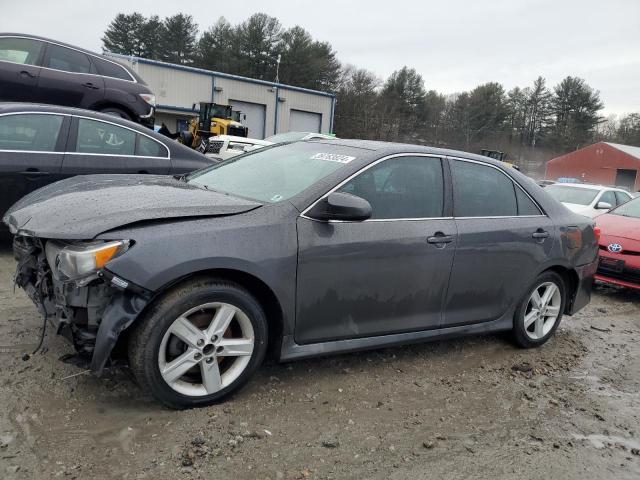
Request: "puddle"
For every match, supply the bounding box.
[572,433,640,451]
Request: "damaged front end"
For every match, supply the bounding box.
[13,235,151,374]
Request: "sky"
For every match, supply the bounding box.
[1,0,639,116]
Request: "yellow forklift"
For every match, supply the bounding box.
[178,102,249,150]
[480,149,520,171]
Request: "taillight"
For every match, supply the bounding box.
[593,226,601,243]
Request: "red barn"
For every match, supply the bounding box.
[545,142,640,192]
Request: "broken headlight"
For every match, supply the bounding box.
[49,240,130,282]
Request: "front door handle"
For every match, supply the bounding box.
[19,70,36,78]
[82,82,99,89]
[427,232,454,244]
[532,230,550,239]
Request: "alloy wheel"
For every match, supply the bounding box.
[523,281,561,340]
[158,302,255,396]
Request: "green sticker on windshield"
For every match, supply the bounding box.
[311,153,355,164]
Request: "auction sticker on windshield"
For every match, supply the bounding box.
[311,153,356,164]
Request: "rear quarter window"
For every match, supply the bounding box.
[93,57,133,81]
[137,134,167,157]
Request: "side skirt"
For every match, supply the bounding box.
[279,315,514,362]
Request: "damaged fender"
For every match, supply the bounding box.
[90,276,150,374]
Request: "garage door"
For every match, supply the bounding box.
[229,100,266,139]
[290,109,322,133]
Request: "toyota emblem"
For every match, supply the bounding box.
[607,243,622,253]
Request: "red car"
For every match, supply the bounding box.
[595,196,640,290]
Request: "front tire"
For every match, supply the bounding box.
[128,278,268,409]
[512,271,565,348]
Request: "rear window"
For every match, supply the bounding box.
[451,160,517,217]
[545,185,598,206]
[187,143,359,202]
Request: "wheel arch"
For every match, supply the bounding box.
[90,101,136,120]
[540,264,580,314]
[115,268,285,362]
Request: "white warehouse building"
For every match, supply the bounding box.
[108,54,335,139]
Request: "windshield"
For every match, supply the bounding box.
[186,142,360,203]
[264,132,309,144]
[611,196,640,218]
[545,185,599,206]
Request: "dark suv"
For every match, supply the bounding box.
[0,33,155,127]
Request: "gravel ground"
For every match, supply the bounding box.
[0,246,639,480]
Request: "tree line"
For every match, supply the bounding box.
[102,12,340,92]
[102,12,639,173]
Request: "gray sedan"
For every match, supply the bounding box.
[4,140,598,408]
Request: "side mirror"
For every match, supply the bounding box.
[596,201,612,210]
[307,192,372,221]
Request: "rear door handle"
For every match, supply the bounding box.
[20,168,49,178]
[82,82,99,89]
[427,233,454,244]
[19,70,36,78]
[532,230,550,239]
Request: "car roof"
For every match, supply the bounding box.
[549,183,628,192]
[0,102,208,159]
[0,102,141,124]
[0,32,143,82]
[306,138,509,166]
[213,135,271,145]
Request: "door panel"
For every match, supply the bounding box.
[295,154,455,344]
[441,217,554,327]
[0,113,67,217]
[36,43,105,108]
[295,217,457,344]
[0,152,65,217]
[442,157,554,327]
[0,37,44,101]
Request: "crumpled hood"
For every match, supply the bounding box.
[3,174,261,239]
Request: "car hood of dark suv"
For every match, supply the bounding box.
[3,175,262,239]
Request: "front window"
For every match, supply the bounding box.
[187,143,361,203]
[610,196,640,219]
[545,185,599,206]
[0,114,63,152]
[0,37,43,65]
[338,156,444,219]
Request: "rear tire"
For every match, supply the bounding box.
[512,271,565,348]
[127,278,268,409]
[99,107,132,121]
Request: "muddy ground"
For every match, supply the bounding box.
[0,247,639,480]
